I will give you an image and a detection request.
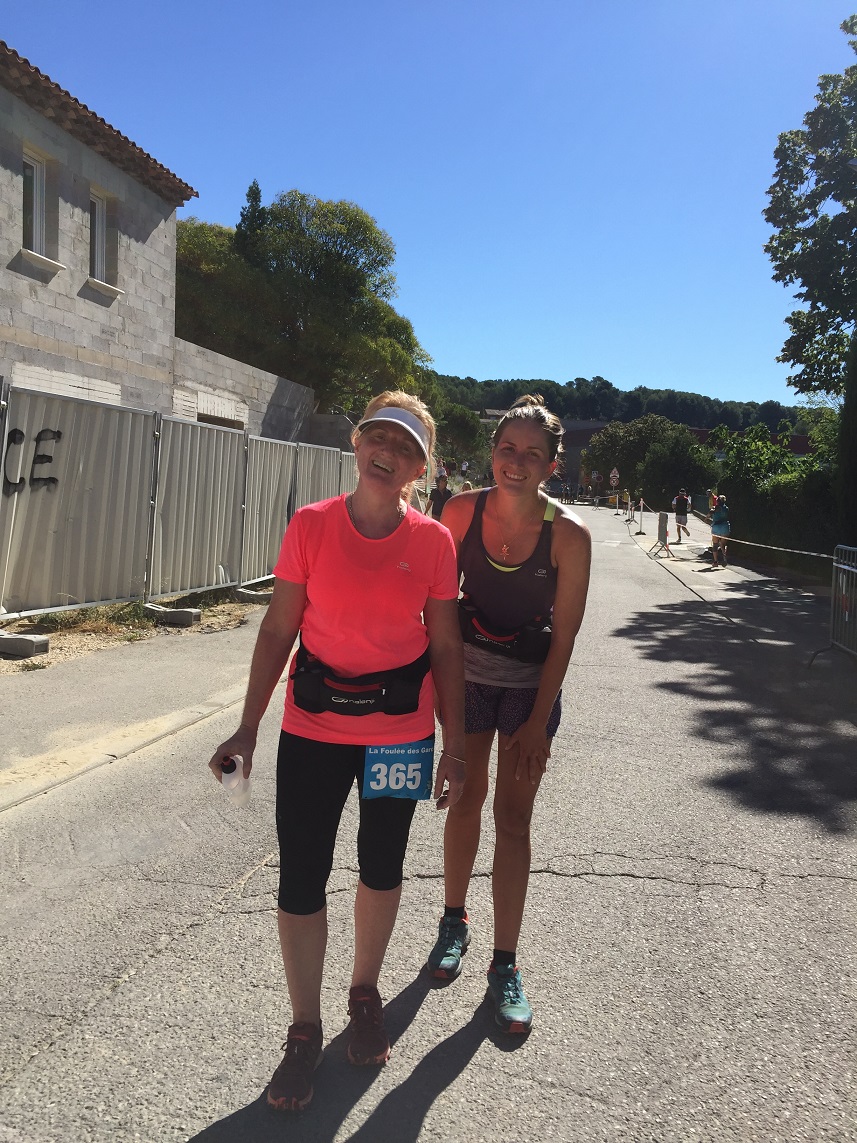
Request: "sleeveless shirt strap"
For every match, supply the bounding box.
[543,498,558,523]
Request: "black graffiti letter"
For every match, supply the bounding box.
[3,428,25,495]
[29,428,63,489]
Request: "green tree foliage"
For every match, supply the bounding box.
[583,414,681,482]
[635,432,718,509]
[709,421,800,486]
[764,16,857,396]
[429,373,798,431]
[436,403,486,465]
[175,218,282,371]
[583,416,716,506]
[177,183,430,411]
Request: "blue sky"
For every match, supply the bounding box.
[5,1,854,407]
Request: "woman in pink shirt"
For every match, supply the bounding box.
[209,392,465,1112]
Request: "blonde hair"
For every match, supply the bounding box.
[493,394,564,464]
[461,480,473,491]
[351,390,437,502]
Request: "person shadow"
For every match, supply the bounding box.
[188,975,520,1142]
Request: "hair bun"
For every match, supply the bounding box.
[509,393,546,410]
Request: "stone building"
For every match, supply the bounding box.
[0,41,316,440]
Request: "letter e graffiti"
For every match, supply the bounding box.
[3,428,25,495]
[30,428,62,488]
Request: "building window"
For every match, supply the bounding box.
[22,150,45,254]
[89,191,106,281]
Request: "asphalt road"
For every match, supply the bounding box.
[1,505,855,1142]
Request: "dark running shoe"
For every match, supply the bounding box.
[266,1021,324,1111]
[347,985,390,1065]
[487,963,533,1034]
[426,912,471,980]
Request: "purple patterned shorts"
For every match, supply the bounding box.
[464,680,562,738]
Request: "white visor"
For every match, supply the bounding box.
[356,407,430,458]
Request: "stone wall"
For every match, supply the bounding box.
[0,89,316,444]
[172,339,314,440]
[0,87,177,412]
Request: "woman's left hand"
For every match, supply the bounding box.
[434,749,465,810]
[506,719,551,785]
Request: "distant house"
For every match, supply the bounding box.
[0,42,315,440]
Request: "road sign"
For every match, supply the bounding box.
[593,473,603,484]
[609,468,619,478]
[609,475,619,487]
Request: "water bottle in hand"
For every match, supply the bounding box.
[220,755,252,807]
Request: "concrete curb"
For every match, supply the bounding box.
[0,685,246,814]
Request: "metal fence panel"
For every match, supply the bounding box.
[339,451,357,495]
[831,545,857,660]
[0,388,154,617]
[148,418,244,598]
[293,443,342,511]
[241,436,298,585]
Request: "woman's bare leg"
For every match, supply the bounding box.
[442,730,495,907]
[277,907,327,1026]
[491,733,545,952]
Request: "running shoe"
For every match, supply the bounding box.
[267,1021,324,1111]
[426,912,471,980]
[487,963,533,1033]
[346,985,390,1065]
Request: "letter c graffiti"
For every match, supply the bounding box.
[3,428,25,495]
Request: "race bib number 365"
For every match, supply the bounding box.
[362,736,435,801]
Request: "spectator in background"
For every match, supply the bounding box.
[671,488,691,543]
[461,480,473,492]
[427,474,453,521]
[710,495,730,569]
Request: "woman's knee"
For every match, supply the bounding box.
[493,801,534,839]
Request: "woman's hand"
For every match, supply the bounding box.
[208,725,257,782]
[506,719,551,786]
[433,749,465,810]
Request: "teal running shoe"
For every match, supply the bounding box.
[426,913,470,980]
[486,963,533,1033]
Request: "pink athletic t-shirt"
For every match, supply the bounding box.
[274,495,458,745]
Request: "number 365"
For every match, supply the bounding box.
[369,761,422,791]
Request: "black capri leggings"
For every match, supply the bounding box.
[276,731,418,915]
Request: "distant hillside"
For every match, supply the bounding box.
[427,372,801,432]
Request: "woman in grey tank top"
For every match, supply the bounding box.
[425,395,592,1033]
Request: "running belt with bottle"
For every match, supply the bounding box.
[458,490,558,669]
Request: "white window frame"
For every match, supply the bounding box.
[89,190,107,282]
[22,149,45,255]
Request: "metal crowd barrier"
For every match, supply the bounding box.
[809,545,857,668]
[0,384,354,619]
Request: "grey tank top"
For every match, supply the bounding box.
[459,490,558,688]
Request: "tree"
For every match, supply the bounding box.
[583,414,678,483]
[175,218,283,371]
[436,403,486,464]
[177,184,431,410]
[764,16,857,396]
[635,432,717,508]
[709,422,799,487]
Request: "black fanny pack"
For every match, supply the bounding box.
[458,597,552,665]
[290,640,431,716]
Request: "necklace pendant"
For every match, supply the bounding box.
[500,543,509,559]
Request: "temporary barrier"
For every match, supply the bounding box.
[148,418,245,598]
[293,443,342,512]
[0,387,155,617]
[241,436,297,586]
[0,386,361,620]
[340,451,357,494]
[809,545,857,668]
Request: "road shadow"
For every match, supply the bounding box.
[189,979,506,1142]
[611,578,857,834]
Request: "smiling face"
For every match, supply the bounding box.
[492,421,557,494]
[354,422,427,493]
